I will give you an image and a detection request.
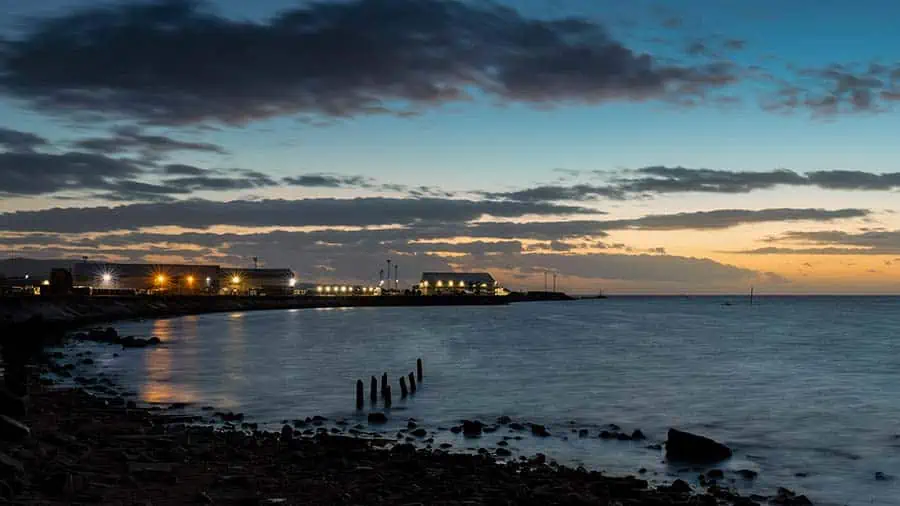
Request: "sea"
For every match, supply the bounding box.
[51,296,900,505]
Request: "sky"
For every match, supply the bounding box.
[1,0,900,294]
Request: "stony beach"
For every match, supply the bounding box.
[0,327,818,506]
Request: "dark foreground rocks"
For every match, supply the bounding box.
[0,382,778,506]
[666,428,733,464]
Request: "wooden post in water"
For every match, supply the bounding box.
[416,358,423,382]
[356,380,364,410]
[370,376,378,403]
[408,372,417,393]
[381,373,388,397]
[384,385,392,408]
[399,377,408,398]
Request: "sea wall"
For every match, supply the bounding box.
[0,294,510,333]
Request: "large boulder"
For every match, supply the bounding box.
[0,415,30,441]
[666,428,732,463]
[0,388,27,417]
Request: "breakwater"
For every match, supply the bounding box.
[0,294,510,332]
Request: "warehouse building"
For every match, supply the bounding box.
[418,272,504,295]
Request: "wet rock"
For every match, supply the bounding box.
[483,426,497,434]
[0,388,27,417]
[367,413,388,424]
[638,467,647,474]
[407,421,417,429]
[631,429,646,440]
[875,471,893,481]
[0,452,24,478]
[772,487,813,505]
[707,469,724,479]
[508,422,525,431]
[666,429,732,463]
[449,426,461,434]
[495,447,512,457]
[599,430,614,440]
[578,429,589,438]
[281,425,293,440]
[462,420,483,437]
[410,428,427,437]
[81,358,94,365]
[616,432,631,441]
[497,440,508,447]
[0,415,30,441]
[439,443,452,449]
[529,453,547,466]
[736,469,758,480]
[668,479,692,494]
[531,424,550,437]
[497,415,512,425]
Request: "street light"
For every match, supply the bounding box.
[231,275,241,284]
[102,273,112,284]
[156,274,166,285]
[186,275,195,286]
[288,278,297,288]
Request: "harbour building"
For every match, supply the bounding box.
[418,272,504,295]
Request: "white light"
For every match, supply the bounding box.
[231,275,241,284]
[102,273,112,283]
[206,277,211,285]
[316,286,323,293]
[42,280,50,286]
[288,278,297,287]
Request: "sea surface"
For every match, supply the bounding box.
[55,297,900,505]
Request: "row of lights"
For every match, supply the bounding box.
[315,286,377,293]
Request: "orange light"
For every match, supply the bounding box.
[156,274,166,285]
[231,275,241,284]
[186,276,195,285]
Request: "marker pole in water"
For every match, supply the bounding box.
[381,373,388,397]
[370,376,378,403]
[356,380,364,410]
[416,358,423,382]
[408,372,417,393]
[384,385,392,408]
[399,377,408,398]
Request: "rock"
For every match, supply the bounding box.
[665,429,732,463]
[599,430,614,440]
[0,452,23,478]
[875,471,893,481]
[773,488,813,506]
[280,425,293,440]
[449,426,461,434]
[638,467,647,474]
[148,337,162,345]
[631,429,646,440]
[0,388,27,417]
[531,424,550,437]
[736,469,758,480]
[0,415,30,441]
[668,479,692,494]
[578,429,589,438]
[439,443,452,449]
[497,415,512,425]
[407,421,417,429]
[495,447,512,457]
[529,453,546,465]
[497,440,508,447]
[616,432,632,441]
[411,428,427,437]
[462,420,483,437]
[707,469,724,479]
[509,422,525,431]
[81,358,94,365]
[196,491,214,504]
[367,413,388,424]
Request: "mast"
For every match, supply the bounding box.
[750,286,754,305]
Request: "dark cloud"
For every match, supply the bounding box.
[162,164,207,176]
[0,127,48,152]
[490,167,900,202]
[0,0,738,126]
[0,198,596,233]
[763,63,900,115]
[73,126,226,158]
[735,229,900,255]
[0,151,144,196]
[283,174,372,188]
[604,208,870,230]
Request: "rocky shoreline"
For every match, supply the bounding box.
[0,343,820,506]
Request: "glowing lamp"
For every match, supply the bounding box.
[231,275,241,284]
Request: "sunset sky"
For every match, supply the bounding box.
[2,0,900,293]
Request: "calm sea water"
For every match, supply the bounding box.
[57,297,900,505]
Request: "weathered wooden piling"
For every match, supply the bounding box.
[370,376,378,403]
[408,372,417,393]
[399,376,408,398]
[417,358,423,382]
[384,385,392,408]
[356,380,364,410]
[381,373,388,397]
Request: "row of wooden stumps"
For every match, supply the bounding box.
[356,358,423,410]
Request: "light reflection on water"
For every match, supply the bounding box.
[66,298,900,506]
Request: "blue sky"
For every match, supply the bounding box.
[2,0,900,293]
